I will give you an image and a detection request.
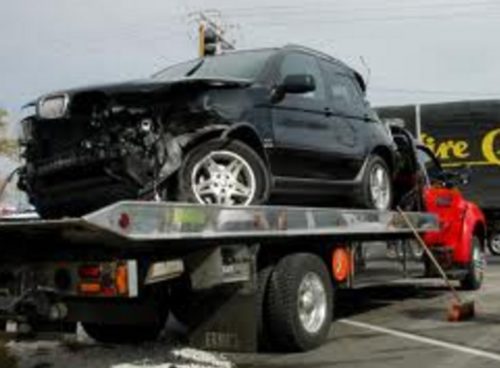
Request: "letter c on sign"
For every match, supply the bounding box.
[482,128,500,165]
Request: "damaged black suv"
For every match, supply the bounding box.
[19,45,397,218]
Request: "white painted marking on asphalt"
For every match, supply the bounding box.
[339,319,500,362]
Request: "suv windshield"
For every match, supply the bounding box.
[152,49,275,81]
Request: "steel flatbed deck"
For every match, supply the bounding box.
[0,201,438,248]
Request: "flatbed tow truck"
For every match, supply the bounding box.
[0,126,488,353]
[0,201,443,352]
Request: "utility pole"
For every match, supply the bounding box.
[196,12,235,57]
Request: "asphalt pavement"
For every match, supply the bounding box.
[233,255,500,368]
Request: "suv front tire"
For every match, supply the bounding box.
[178,139,270,206]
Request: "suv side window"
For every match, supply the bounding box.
[320,60,366,116]
[279,52,326,102]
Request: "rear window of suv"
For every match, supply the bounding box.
[320,60,366,116]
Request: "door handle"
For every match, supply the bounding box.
[324,108,333,117]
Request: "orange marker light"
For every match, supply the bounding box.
[331,247,351,282]
[115,264,128,295]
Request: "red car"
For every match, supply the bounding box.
[393,127,486,290]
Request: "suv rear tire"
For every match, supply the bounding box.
[358,155,393,210]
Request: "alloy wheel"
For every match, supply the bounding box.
[369,163,391,210]
[297,272,328,334]
[490,234,500,255]
[191,150,256,205]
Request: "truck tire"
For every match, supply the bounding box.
[82,321,165,344]
[487,232,500,256]
[357,155,393,210]
[460,236,485,291]
[178,139,270,206]
[266,253,333,352]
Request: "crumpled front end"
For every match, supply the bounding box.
[18,80,253,218]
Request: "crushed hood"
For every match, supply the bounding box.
[31,77,253,104]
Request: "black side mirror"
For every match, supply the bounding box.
[272,74,316,103]
[282,74,316,94]
[443,165,471,188]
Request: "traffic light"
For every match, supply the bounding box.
[199,23,219,57]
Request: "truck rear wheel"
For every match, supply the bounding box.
[266,253,333,352]
[460,236,485,291]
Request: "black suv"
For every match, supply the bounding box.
[18,45,397,218]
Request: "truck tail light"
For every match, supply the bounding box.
[78,265,101,279]
[72,260,137,297]
[79,282,101,294]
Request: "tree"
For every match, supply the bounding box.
[0,109,18,158]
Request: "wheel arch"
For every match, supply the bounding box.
[221,123,269,165]
[182,123,268,165]
[466,203,487,252]
[257,244,348,287]
[371,145,395,175]
[182,126,227,153]
[473,220,487,251]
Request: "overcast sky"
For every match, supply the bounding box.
[2,0,500,120]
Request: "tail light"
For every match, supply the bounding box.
[77,261,135,297]
[79,282,101,294]
[78,265,101,279]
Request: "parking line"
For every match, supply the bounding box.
[339,319,500,362]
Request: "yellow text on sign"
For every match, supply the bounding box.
[421,128,500,165]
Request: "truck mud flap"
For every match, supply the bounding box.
[174,245,259,352]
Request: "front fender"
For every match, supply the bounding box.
[455,203,487,264]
